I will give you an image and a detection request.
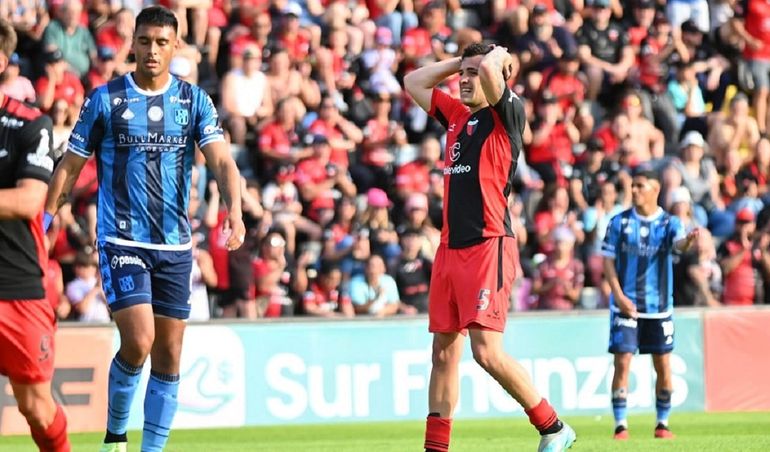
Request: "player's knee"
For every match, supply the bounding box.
[16,395,52,430]
[120,333,155,365]
[470,343,497,371]
[431,342,461,369]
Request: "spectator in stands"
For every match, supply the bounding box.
[360,28,402,97]
[674,219,722,307]
[527,90,580,185]
[360,188,400,264]
[395,135,442,202]
[577,0,634,103]
[302,261,355,317]
[394,227,432,313]
[620,90,665,164]
[278,3,312,65]
[742,136,770,197]
[718,208,766,305]
[734,0,770,134]
[65,250,110,322]
[663,131,723,212]
[570,136,629,211]
[307,95,364,169]
[537,49,593,141]
[228,11,273,70]
[221,45,273,147]
[350,254,412,316]
[258,96,312,180]
[35,48,84,120]
[42,0,95,78]
[85,46,117,92]
[708,92,760,167]
[339,227,372,282]
[295,134,357,204]
[402,1,454,69]
[262,162,323,250]
[189,228,217,322]
[517,4,574,91]
[352,91,398,191]
[667,186,703,231]
[533,184,585,254]
[253,231,295,318]
[398,193,440,262]
[0,52,35,103]
[266,47,320,109]
[582,179,626,291]
[719,148,744,206]
[531,226,584,311]
[50,98,73,158]
[94,7,133,75]
[2,0,50,42]
[668,59,707,138]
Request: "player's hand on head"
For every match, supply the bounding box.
[223,212,246,251]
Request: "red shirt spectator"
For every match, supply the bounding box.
[538,55,585,113]
[739,0,770,61]
[396,160,432,195]
[308,118,348,168]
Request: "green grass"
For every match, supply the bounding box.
[3,412,770,451]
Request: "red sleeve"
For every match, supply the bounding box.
[429,88,463,129]
[35,77,49,96]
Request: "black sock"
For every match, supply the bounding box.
[656,423,669,430]
[541,419,563,435]
[615,425,627,434]
[104,430,127,443]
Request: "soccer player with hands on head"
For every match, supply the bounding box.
[602,167,698,441]
[44,6,244,452]
[405,42,576,452]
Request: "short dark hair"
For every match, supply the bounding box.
[0,18,17,60]
[135,6,178,34]
[461,42,493,60]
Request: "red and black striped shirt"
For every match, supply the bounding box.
[429,86,525,249]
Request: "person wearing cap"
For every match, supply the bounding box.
[663,130,723,213]
[602,166,699,440]
[0,52,36,103]
[42,0,96,78]
[399,192,441,261]
[576,0,635,102]
[278,2,312,64]
[360,188,400,263]
[361,28,402,96]
[220,44,273,147]
[405,42,577,451]
[707,92,760,166]
[532,226,584,311]
[717,207,767,305]
[35,47,85,120]
[86,46,118,92]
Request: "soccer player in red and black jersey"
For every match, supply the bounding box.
[405,43,576,452]
[0,19,71,452]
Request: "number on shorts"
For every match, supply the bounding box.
[477,289,491,311]
[661,320,674,337]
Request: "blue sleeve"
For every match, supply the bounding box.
[383,276,400,304]
[349,277,368,305]
[601,215,620,258]
[669,215,686,247]
[193,87,225,148]
[68,89,105,158]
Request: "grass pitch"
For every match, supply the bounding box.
[2,411,769,451]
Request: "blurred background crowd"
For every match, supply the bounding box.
[4,0,770,322]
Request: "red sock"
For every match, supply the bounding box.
[424,415,452,451]
[525,398,558,433]
[30,405,70,452]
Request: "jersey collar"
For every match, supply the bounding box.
[126,73,173,97]
[632,207,664,222]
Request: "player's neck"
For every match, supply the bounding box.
[635,204,659,217]
[131,71,171,92]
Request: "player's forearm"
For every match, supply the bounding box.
[404,57,461,92]
[210,158,242,217]
[479,47,508,86]
[45,153,87,214]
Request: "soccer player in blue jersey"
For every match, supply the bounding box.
[43,7,245,452]
[601,167,698,441]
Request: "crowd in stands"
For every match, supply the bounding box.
[4,0,770,323]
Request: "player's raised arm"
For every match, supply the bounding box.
[403,56,462,112]
[478,45,513,106]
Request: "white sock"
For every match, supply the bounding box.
[615,419,628,429]
[657,419,669,427]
